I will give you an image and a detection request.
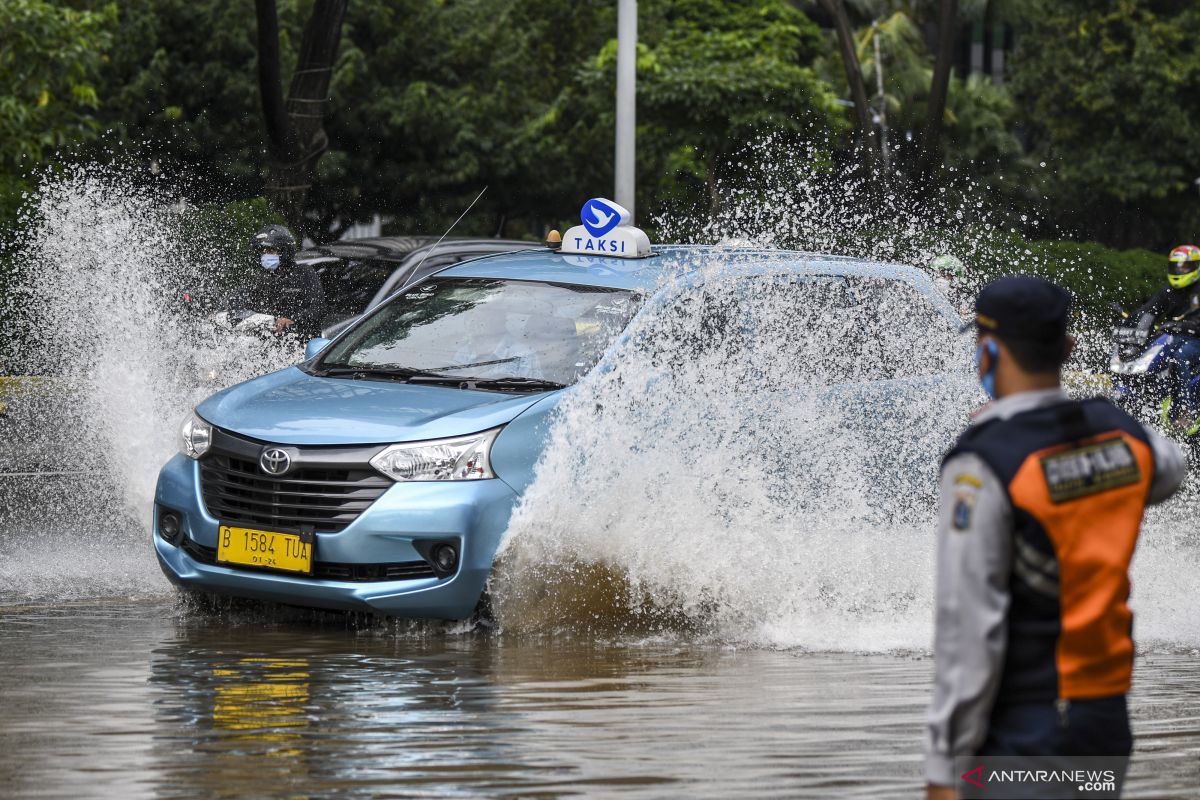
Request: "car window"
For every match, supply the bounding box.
[319,278,643,386]
[843,276,960,378]
[650,275,849,359]
[313,258,397,321]
[650,273,958,384]
[760,274,958,381]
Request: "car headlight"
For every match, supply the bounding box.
[180,412,213,459]
[369,429,500,482]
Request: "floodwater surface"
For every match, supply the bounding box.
[0,601,1198,799]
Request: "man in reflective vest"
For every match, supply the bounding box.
[924,276,1186,799]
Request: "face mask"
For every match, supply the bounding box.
[975,340,999,400]
[260,254,280,271]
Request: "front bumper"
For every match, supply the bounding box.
[153,454,517,619]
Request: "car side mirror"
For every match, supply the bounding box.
[304,337,332,360]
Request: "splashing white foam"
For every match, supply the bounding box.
[1,158,1195,650]
[491,250,977,649]
[492,142,1200,651]
[493,252,1200,650]
[0,165,295,603]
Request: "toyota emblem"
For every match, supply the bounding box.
[260,448,292,476]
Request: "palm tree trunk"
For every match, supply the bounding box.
[920,0,959,180]
[815,0,879,172]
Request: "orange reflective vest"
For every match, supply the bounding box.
[945,398,1154,703]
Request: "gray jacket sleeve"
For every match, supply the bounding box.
[1145,427,1186,505]
[924,452,1012,786]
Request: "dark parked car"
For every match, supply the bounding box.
[296,237,536,335]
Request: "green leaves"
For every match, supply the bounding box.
[1011,0,1200,246]
[0,1,116,171]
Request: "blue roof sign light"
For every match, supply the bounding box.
[561,197,651,259]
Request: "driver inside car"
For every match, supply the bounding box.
[443,309,554,381]
[1134,244,1200,425]
[488,310,554,381]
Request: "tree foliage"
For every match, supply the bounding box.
[54,0,844,238]
[83,0,279,198]
[0,1,116,172]
[0,0,1195,257]
[317,0,617,237]
[1010,0,1200,249]
[812,0,1028,198]
[628,0,845,212]
[0,0,116,225]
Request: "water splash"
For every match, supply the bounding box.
[0,165,294,603]
[492,249,977,649]
[492,143,1200,651]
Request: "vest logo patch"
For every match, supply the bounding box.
[952,496,974,531]
[1040,438,1140,504]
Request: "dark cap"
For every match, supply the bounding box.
[961,275,1072,341]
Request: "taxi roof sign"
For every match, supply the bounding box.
[561,197,651,259]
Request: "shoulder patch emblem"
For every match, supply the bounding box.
[952,489,976,531]
[1040,438,1141,504]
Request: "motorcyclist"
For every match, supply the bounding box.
[1133,244,1200,423]
[227,224,326,338]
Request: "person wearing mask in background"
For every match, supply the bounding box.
[228,224,326,338]
[925,276,1185,800]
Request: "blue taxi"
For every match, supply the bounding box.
[153,199,962,618]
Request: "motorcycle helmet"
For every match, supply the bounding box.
[929,254,965,280]
[251,224,297,262]
[1167,244,1200,289]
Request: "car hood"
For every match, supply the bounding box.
[196,367,549,445]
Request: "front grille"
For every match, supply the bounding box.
[199,430,391,533]
[181,538,437,582]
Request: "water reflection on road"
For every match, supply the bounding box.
[0,602,926,798]
[1,602,1198,799]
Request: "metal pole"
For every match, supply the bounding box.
[615,0,636,220]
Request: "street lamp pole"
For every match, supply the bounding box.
[615,0,637,220]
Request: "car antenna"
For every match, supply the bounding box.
[411,186,489,274]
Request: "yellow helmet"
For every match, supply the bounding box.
[1168,244,1200,289]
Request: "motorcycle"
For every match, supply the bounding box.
[177,292,300,391]
[1109,307,1200,437]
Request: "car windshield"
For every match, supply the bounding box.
[317,277,642,386]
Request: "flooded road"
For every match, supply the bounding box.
[0,601,1197,799]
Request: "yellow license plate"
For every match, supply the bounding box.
[217,525,313,575]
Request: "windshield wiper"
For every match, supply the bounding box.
[453,376,567,392]
[425,357,519,371]
[313,365,452,381]
[313,365,565,392]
